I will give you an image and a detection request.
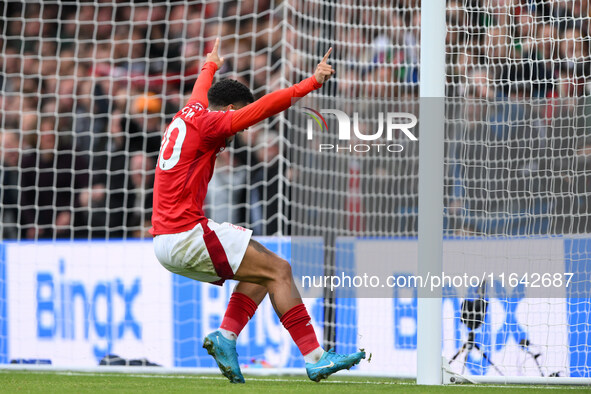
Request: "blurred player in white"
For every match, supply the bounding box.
[151,38,365,383]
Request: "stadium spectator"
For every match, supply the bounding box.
[205,149,246,225]
[128,153,155,238]
[131,93,166,158]
[251,130,282,235]
[71,77,108,154]
[557,22,590,96]
[574,139,591,233]
[112,25,149,74]
[0,131,21,239]
[80,110,135,239]
[20,116,88,239]
[530,23,559,97]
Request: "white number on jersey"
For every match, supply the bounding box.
[158,117,187,170]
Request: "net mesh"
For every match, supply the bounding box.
[441,0,590,378]
[0,1,286,240]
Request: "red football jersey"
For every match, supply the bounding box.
[150,102,233,235]
[150,62,322,235]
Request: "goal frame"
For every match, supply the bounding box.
[417,0,591,386]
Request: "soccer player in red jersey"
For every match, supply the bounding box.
[151,38,365,383]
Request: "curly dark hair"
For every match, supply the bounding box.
[207,78,254,109]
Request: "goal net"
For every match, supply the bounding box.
[0,0,589,383]
[441,0,590,381]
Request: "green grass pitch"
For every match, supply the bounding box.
[0,371,589,393]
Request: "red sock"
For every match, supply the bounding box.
[280,303,320,356]
[220,292,258,336]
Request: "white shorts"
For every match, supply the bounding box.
[153,220,252,285]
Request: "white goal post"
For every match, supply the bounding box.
[417,0,445,385]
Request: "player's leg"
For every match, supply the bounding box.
[155,224,267,384]
[203,282,266,384]
[218,282,267,341]
[235,239,325,361]
[233,281,268,304]
[233,239,366,382]
[233,239,302,315]
[205,240,302,382]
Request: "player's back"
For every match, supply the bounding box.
[150,101,233,236]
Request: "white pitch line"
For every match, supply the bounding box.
[1,371,587,389]
[2,370,399,385]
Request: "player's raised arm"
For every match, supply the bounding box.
[188,38,225,106]
[230,47,334,133]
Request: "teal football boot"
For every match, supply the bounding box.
[202,331,245,383]
[305,349,366,382]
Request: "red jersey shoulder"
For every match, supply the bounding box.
[176,101,229,122]
[175,101,205,122]
[174,101,233,145]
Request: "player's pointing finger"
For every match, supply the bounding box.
[212,37,220,53]
[321,47,333,64]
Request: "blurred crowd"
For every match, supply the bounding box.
[0,0,284,239]
[0,0,590,240]
[444,0,591,235]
